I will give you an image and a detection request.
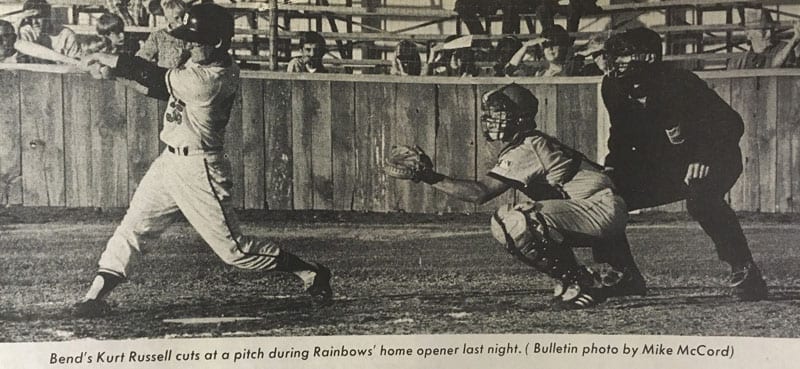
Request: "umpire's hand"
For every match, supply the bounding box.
[684,162,710,185]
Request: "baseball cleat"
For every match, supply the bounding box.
[306,264,333,306]
[73,299,112,318]
[601,267,647,297]
[730,261,768,301]
[553,284,606,311]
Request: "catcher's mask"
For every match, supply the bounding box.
[604,27,662,80]
[481,83,538,142]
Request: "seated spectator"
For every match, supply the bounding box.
[493,35,522,76]
[454,0,600,37]
[0,20,18,63]
[423,35,480,77]
[135,0,188,68]
[505,25,581,76]
[106,0,147,26]
[95,13,136,55]
[287,31,328,73]
[453,0,499,35]
[728,9,797,69]
[390,40,422,76]
[575,31,610,76]
[16,0,81,63]
[771,20,800,68]
[536,0,601,35]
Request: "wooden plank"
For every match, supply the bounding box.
[291,80,315,210]
[126,88,160,203]
[776,77,800,213]
[90,79,128,208]
[330,81,356,211]
[263,79,293,210]
[291,80,334,210]
[392,83,437,213]
[0,70,21,206]
[435,84,477,214]
[242,79,266,209]
[20,71,65,206]
[225,84,245,209]
[475,84,515,213]
[730,77,762,212]
[353,82,394,212]
[706,77,733,205]
[310,81,334,210]
[526,84,558,137]
[759,77,778,213]
[555,84,598,161]
[63,74,94,207]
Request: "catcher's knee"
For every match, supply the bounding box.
[490,203,567,272]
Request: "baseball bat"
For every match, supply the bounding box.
[14,40,80,66]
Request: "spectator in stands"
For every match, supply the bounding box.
[390,40,422,76]
[136,0,188,68]
[288,31,328,73]
[106,0,147,26]
[575,31,609,76]
[728,9,797,69]
[537,0,602,36]
[17,0,82,63]
[492,35,522,76]
[505,25,581,76]
[95,13,136,55]
[0,20,18,63]
[454,0,600,37]
[771,20,800,69]
[423,35,480,77]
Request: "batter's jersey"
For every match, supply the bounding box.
[161,58,240,150]
[489,131,613,200]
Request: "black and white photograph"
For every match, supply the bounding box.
[1,0,800,368]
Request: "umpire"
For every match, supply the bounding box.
[600,27,768,301]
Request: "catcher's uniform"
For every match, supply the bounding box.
[96,56,284,278]
[489,130,627,243]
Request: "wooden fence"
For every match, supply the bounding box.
[0,68,798,213]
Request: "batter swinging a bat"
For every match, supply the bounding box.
[73,3,332,318]
[384,83,643,310]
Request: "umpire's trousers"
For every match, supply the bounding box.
[607,151,754,266]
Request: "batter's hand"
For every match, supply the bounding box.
[684,162,710,185]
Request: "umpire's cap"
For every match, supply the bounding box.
[170,3,234,47]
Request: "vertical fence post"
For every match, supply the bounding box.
[269,0,279,71]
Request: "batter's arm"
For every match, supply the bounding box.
[426,173,511,205]
[85,53,169,100]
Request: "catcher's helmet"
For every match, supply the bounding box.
[481,83,539,142]
[605,27,662,79]
[170,3,233,48]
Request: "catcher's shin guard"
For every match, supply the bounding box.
[490,204,581,282]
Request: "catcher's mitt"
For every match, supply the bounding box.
[384,145,434,182]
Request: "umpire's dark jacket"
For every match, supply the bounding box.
[601,63,744,178]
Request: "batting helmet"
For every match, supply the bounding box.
[480,83,539,142]
[170,3,233,48]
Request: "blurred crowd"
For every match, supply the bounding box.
[1,0,799,75]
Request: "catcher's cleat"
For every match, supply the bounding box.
[73,299,112,318]
[602,267,647,297]
[306,264,333,306]
[730,261,768,301]
[553,284,606,311]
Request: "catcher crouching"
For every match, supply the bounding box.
[385,83,644,310]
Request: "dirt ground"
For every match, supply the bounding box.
[1,207,800,342]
